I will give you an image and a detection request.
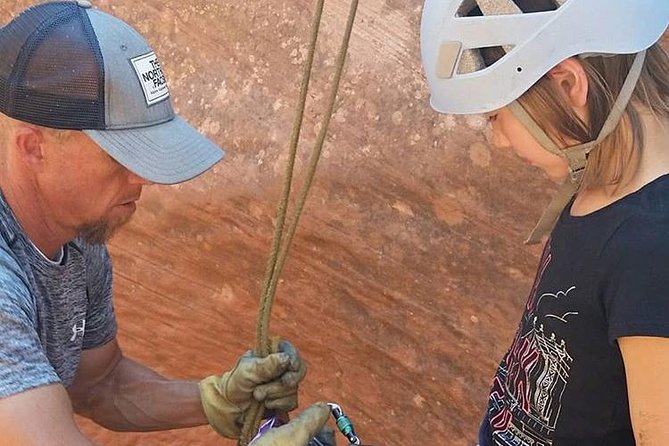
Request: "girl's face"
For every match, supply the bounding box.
[487,107,570,183]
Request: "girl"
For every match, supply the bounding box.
[238,1,669,445]
[421,0,669,444]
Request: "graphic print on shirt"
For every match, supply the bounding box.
[488,242,578,446]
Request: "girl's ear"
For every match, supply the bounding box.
[547,57,589,111]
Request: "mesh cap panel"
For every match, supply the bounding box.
[0,2,105,129]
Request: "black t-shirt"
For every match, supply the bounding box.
[481,175,669,445]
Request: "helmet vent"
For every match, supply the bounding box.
[453,0,561,74]
[457,0,563,17]
[457,45,514,75]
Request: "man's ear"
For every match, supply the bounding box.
[547,57,589,111]
[14,124,47,171]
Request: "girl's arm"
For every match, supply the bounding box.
[619,336,669,445]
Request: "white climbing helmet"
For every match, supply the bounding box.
[421,0,669,115]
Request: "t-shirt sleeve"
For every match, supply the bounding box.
[0,254,60,398]
[82,244,117,350]
[600,215,669,344]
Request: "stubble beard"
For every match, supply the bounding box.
[77,214,133,245]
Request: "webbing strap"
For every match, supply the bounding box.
[510,50,647,244]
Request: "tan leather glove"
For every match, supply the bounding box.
[252,403,333,446]
[199,340,307,438]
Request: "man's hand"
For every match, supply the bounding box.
[252,403,335,446]
[199,340,307,438]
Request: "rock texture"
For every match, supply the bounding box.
[0,2,665,445]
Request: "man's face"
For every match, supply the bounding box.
[39,130,152,244]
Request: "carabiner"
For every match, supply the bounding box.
[327,403,361,445]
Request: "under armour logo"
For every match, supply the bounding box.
[71,319,86,342]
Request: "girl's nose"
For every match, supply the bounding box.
[486,121,511,150]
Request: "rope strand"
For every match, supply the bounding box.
[254,0,327,358]
[237,0,360,444]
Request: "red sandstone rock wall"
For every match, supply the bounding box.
[0,2,666,445]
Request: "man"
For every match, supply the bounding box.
[0,1,330,444]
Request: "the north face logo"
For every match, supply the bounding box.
[130,51,170,106]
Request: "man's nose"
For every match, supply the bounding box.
[127,171,155,186]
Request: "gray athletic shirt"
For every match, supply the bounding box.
[0,192,117,398]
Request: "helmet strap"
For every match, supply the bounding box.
[506,50,647,244]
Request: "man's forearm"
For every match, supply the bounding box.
[71,357,208,432]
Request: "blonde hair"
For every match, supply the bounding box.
[517,44,669,191]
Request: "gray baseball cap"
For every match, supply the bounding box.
[0,0,224,184]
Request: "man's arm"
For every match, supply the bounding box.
[67,337,207,432]
[619,336,669,445]
[0,384,95,445]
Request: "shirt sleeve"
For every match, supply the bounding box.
[82,244,117,350]
[0,252,60,398]
[600,214,669,344]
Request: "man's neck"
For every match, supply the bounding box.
[0,177,71,260]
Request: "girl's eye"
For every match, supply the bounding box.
[487,113,498,122]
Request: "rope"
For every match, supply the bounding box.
[237,0,360,444]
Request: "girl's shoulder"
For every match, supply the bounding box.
[601,184,669,260]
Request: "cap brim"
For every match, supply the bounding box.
[84,115,224,185]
